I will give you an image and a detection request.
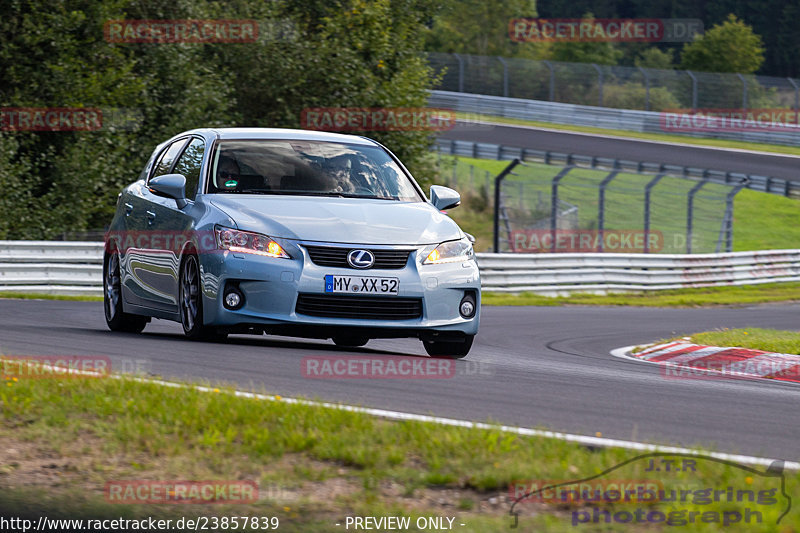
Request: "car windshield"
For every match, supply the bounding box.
[206,140,422,202]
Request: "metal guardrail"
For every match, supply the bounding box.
[1,242,799,296]
[0,241,104,296]
[430,89,800,148]
[434,137,799,199]
[477,250,800,295]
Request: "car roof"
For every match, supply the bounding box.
[183,127,378,146]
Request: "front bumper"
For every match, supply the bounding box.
[199,241,480,339]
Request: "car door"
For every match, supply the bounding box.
[131,137,190,311]
[142,137,208,311]
[118,149,159,309]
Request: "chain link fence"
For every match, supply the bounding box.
[428,52,800,112]
[492,160,742,254]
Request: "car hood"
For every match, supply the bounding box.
[208,195,463,245]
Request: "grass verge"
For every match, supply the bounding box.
[456,112,800,156]
[1,369,797,531]
[0,292,101,302]
[671,328,800,355]
[481,282,800,307]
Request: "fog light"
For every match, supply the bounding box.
[459,293,477,318]
[225,292,241,308]
[223,285,245,310]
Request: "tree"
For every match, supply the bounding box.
[635,48,674,70]
[546,14,623,66]
[424,0,544,59]
[680,14,764,74]
[0,0,441,238]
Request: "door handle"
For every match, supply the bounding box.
[146,210,156,224]
[124,203,133,216]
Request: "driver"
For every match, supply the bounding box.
[324,156,355,193]
[217,155,241,189]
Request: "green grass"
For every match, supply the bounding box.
[457,111,800,156]
[679,328,800,355]
[0,292,101,301]
[481,282,800,307]
[730,189,800,251]
[1,368,798,531]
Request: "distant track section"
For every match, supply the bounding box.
[439,121,800,182]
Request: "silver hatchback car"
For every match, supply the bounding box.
[104,128,480,357]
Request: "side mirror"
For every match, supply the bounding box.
[430,185,461,211]
[149,174,188,209]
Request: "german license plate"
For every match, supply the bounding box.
[324,275,399,295]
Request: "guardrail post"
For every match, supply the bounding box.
[549,166,574,252]
[592,63,603,106]
[497,56,509,97]
[686,177,710,253]
[788,77,799,126]
[597,170,620,252]
[453,53,465,93]
[643,172,666,253]
[715,180,748,253]
[493,158,521,253]
[543,60,555,101]
[686,70,698,112]
[737,73,747,109]
[637,66,651,111]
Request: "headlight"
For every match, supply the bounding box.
[422,237,474,265]
[215,226,291,259]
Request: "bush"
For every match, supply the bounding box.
[602,83,681,111]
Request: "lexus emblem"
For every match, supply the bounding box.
[347,249,375,269]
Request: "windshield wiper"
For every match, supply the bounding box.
[331,193,400,200]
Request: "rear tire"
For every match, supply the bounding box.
[103,250,148,333]
[423,335,474,359]
[179,253,227,342]
[332,335,369,348]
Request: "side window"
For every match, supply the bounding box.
[151,139,189,180]
[172,138,205,200]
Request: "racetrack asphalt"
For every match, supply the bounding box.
[3,298,799,461]
[439,122,800,181]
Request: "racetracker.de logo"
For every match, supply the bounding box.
[661,109,800,133]
[302,356,456,379]
[509,18,702,43]
[510,230,663,253]
[509,479,664,504]
[0,356,111,379]
[105,480,258,504]
[300,108,456,132]
[104,20,258,44]
[0,108,102,132]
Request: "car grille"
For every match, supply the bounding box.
[295,294,423,320]
[304,245,412,270]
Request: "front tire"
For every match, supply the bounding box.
[423,335,474,359]
[103,250,148,333]
[179,253,227,342]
